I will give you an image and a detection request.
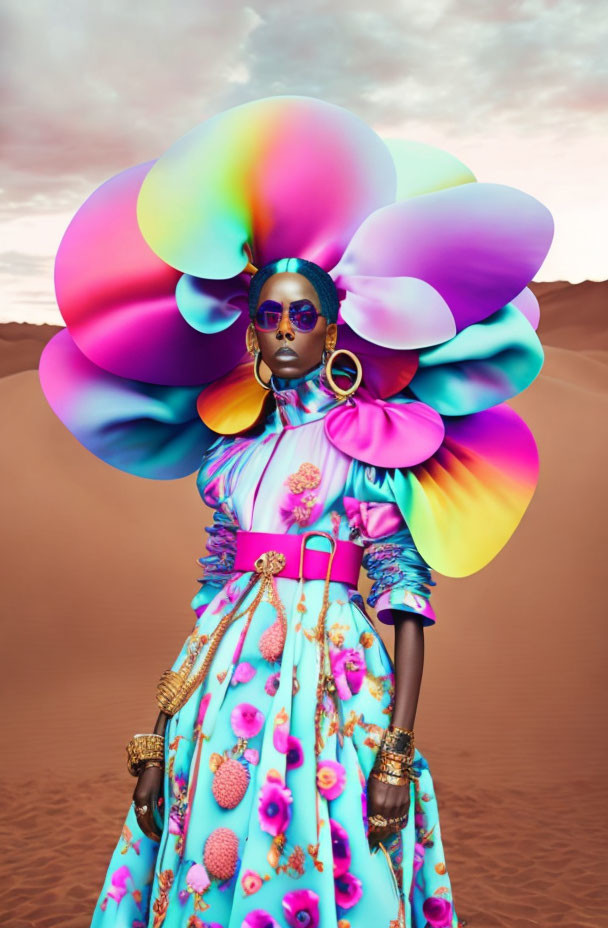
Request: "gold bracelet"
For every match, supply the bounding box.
[382,725,415,756]
[156,668,190,717]
[370,768,415,787]
[126,733,165,777]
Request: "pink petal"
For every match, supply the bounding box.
[55,160,249,386]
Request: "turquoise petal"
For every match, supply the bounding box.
[175,273,247,334]
[410,304,544,415]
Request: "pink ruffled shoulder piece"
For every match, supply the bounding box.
[324,386,445,468]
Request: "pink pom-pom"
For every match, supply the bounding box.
[212,758,250,809]
[203,827,239,881]
[259,618,286,663]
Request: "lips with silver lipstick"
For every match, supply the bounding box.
[274,347,299,359]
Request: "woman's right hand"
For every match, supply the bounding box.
[133,764,164,842]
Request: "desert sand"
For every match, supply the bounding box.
[1,281,607,926]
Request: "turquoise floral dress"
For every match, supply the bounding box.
[91,364,458,928]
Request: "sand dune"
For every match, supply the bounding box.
[1,282,607,926]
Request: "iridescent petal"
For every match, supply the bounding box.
[55,160,249,386]
[335,274,456,349]
[175,273,247,333]
[197,363,272,435]
[410,304,544,415]
[389,405,539,577]
[137,96,396,279]
[381,137,476,200]
[331,183,554,331]
[39,329,212,479]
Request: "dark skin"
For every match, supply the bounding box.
[134,272,424,847]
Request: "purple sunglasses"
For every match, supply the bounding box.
[254,299,320,333]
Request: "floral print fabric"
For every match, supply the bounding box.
[91,364,458,928]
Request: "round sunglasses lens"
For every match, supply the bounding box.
[255,308,282,330]
[290,306,318,331]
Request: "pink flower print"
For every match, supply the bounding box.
[231,662,257,686]
[316,759,346,800]
[329,646,366,699]
[230,703,265,738]
[265,671,281,696]
[106,865,131,905]
[361,786,368,834]
[258,771,293,836]
[168,808,182,835]
[241,869,263,895]
[286,735,304,770]
[197,692,212,727]
[242,912,280,928]
[273,722,290,753]
[413,842,425,873]
[282,888,321,928]
[244,747,260,765]
[422,896,454,927]
[334,871,363,910]
[186,863,210,894]
[329,818,351,878]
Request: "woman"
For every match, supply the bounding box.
[38,96,553,928]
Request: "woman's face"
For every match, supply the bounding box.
[251,272,337,381]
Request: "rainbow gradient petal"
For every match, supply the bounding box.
[39,329,212,479]
[54,160,249,386]
[137,96,396,279]
[389,405,539,577]
[197,363,271,435]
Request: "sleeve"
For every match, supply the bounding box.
[162,506,239,684]
[189,507,238,618]
[345,461,436,627]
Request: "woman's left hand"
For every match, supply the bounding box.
[367,772,411,847]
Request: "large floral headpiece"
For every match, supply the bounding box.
[39,95,553,578]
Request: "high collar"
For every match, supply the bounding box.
[268,361,342,428]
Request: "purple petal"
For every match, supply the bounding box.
[335,274,456,349]
[335,326,419,398]
[331,182,554,331]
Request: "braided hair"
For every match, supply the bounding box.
[248,257,340,324]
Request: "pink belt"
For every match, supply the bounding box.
[233,530,363,586]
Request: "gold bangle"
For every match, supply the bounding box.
[156,668,189,717]
[382,726,415,756]
[370,769,414,787]
[126,733,165,777]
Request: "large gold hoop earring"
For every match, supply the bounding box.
[246,324,271,391]
[324,349,362,400]
[253,351,272,391]
[246,323,257,357]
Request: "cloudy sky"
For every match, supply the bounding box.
[1,0,606,324]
